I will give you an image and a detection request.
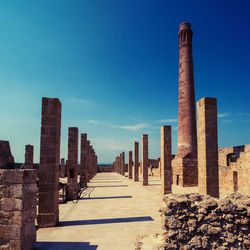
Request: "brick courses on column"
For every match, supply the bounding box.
[128,151,132,179]
[60,158,66,178]
[24,144,34,169]
[67,127,78,200]
[161,126,172,195]
[142,134,148,185]
[172,22,198,187]
[121,152,125,175]
[134,142,139,181]
[197,97,219,198]
[86,140,90,182]
[80,133,87,187]
[38,97,61,227]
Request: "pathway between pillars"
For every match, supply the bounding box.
[36,172,164,250]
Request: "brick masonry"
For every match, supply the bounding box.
[197,97,219,198]
[38,97,61,228]
[161,126,172,195]
[67,127,78,200]
[128,151,132,179]
[142,135,148,186]
[24,145,34,169]
[80,133,87,188]
[0,169,37,250]
[134,142,139,182]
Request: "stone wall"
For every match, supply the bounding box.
[0,169,37,250]
[159,193,250,249]
[136,193,250,249]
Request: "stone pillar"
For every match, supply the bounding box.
[0,140,14,169]
[86,140,90,182]
[24,144,34,169]
[197,97,219,198]
[121,152,125,175]
[60,158,65,178]
[142,134,148,185]
[134,142,139,181]
[38,97,61,227]
[0,169,37,250]
[67,127,78,200]
[161,126,172,195]
[128,151,132,179]
[172,22,198,187]
[80,133,87,188]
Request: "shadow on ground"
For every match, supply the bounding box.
[58,216,153,227]
[80,196,132,200]
[36,241,98,250]
[88,185,128,188]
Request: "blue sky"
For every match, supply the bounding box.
[0,0,250,164]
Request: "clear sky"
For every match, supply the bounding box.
[0,0,250,164]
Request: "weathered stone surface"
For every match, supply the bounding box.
[134,142,139,182]
[24,145,34,169]
[67,127,78,200]
[161,126,172,195]
[121,152,125,176]
[0,169,37,250]
[0,141,14,169]
[80,133,87,187]
[197,97,219,198]
[38,97,61,228]
[128,151,132,179]
[142,135,148,186]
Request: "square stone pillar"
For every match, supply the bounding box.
[80,133,87,188]
[0,169,37,250]
[128,151,132,179]
[86,140,90,182]
[197,97,219,198]
[161,126,172,195]
[67,127,78,200]
[134,142,139,181]
[142,134,148,185]
[121,152,125,176]
[24,144,34,169]
[38,97,61,228]
[60,158,65,178]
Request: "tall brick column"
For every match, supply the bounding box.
[142,134,148,185]
[67,127,78,200]
[197,97,219,198]
[60,158,66,178]
[134,142,139,181]
[24,144,34,169]
[121,152,125,176]
[80,133,87,187]
[161,126,172,195]
[86,140,90,182]
[128,151,132,179]
[172,22,198,187]
[38,97,61,227]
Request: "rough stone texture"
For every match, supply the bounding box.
[128,151,133,179]
[161,126,172,195]
[38,97,61,228]
[197,97,219,198]
[80,133,87,188]
[24,145,34,169]
[219,144,250,198]
[67,127,78,200]
[158,193,250,249]
[142,135,148,186]
[59,158,66,178]
[134,142,139,181]
[0,169,37,250]
[0,141,14,169]
[121,152,125,176]
[172,22,198,187]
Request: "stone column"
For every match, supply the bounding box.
[197,97,219,198]
[38,97,61,227]
[67,127,78,200]
[24,144,34,169]
[161,126,172,195]
[121,152,125,175]
[172,22,198,187]
[128,151,132,179]
[80,133,87,187]
[0,169,37,250]
[86,140,90,182]
[134,142,139,181]
[60,158,65,178]
[142,134,148,185]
